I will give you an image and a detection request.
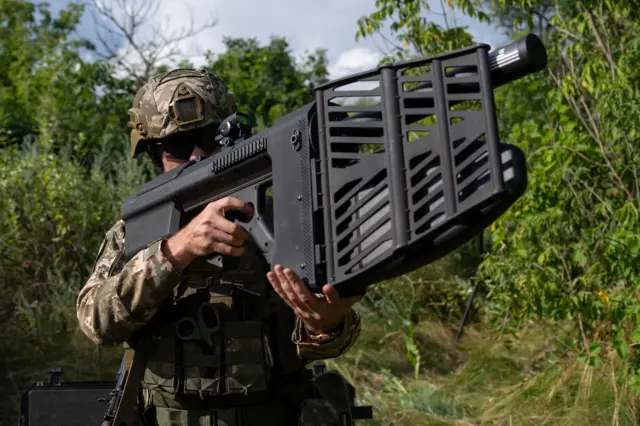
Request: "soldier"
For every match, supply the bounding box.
[76,68,364,426]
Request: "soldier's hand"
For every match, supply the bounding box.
[267,265,363,334]
[163,197,253,269]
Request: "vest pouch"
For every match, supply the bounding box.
[140,322,180,395]
[175,301,224,398]
[222,320,272,395]
[140,309,225,398]
[181,338,223,397]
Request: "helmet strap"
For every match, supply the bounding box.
[145,145,165,174]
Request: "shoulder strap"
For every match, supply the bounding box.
[102,342,149,426]
[114,344,149,426]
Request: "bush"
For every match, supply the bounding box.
[0,138,153,422]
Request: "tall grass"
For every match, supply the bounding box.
[330,310,640,426]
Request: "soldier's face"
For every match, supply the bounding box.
[161,143,220,173]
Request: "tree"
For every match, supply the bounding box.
[450,0,640,372]
[0,0,141,164]
[355,0,479,63]
[87,0,218,86]
[0,0,89,146]
[204,37,329,129]
[479,0,578,37]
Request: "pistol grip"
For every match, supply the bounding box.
[204,208,250,268]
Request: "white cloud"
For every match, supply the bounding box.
[328,47,383,80]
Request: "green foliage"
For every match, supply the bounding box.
[0,0,136,164]
[478,0,640,332]
[0,0,85,144]
[357,237,485,384]
[205,37,329,129]
[0,139,150,288]
[356,0,640,395]
[0,140,151,422]
[430,0,640,386]
[356,0,477,62]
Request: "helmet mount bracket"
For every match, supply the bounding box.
[170,84,204,127]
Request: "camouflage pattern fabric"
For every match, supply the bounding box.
[293,309,361,361]
[76,218,361,361]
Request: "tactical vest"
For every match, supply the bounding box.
[136,240,309,411]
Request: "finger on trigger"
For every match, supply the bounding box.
[212,242,243,257]
[239,202,255,223]
[216,218,250,240]
[211,229,245,247]
[221,197,253,219]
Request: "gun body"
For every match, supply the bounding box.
[121,35,547,297]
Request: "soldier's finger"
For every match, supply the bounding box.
[322,284,340,305]
[212,217,250,240]
[210,229,245,247]
[267,271,293,306]
[294,306,311,320]
[211,196,245,212]
[217,197,255,220]
[211,242,244,257]
[284,268,321,313]
[275,265,303,312]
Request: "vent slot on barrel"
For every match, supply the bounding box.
[324,75,392,275]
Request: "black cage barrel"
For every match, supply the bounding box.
[313,42,529,295]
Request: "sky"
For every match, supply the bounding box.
[50,0,509,81]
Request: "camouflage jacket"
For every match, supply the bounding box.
[76,219,361,363]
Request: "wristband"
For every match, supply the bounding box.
[305,319,343,341]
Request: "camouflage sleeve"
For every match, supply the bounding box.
[291,308,362,362]
[76,219,184,346]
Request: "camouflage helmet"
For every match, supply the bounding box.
[128,68,238,158]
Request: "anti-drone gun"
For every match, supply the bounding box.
[121,34,548,297]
